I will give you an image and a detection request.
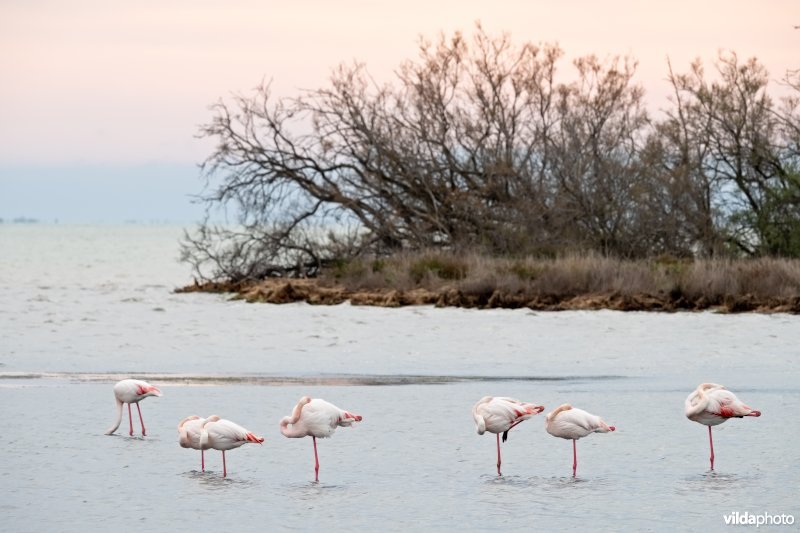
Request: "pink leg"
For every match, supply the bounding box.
[496,433,502,476]
[708,426,715,471]
[136,402,146,436]
[572,440,577,477]
[201,450,205,472]
[313,436,320,482]
[222,450,227,478]
[127,404,133,436]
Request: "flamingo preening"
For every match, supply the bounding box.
[105,379,162,436]
[472,396,545,476]
[279,396,362,482]
[178,415,220,471]
[544,404,615,477]
[199,417,264,477]
[685,383,761,470]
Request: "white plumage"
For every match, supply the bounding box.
[684,383,761,470]
[472,396,544,476]
[105,379,162,436]
[199,417,263,477]
[544,404,615,476]
[280,396,362,482]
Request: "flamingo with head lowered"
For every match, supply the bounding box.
[279,396,362,482]
[178,415,220,471]
[685,382,761,470]
[545,404,615,477]
[105,379,162,436]
[199,417,264,477]
[472,396,545,476]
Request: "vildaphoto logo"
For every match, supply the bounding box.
[723,512,795,527]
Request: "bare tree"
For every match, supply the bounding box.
[181,29,800,282]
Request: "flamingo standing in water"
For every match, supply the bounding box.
[105,379,162,436]
[199,418,264,477]
[545,404,615,477]
[685,383,761,470]
[279,396,362,482]
[472,396,545,476]
[178,415,220,471]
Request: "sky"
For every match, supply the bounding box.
[1,0,798,223]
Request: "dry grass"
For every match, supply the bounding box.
[316,251,800,311]
[181,252,800,312]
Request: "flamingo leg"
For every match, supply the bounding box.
[708,426,715,471]
[127,404,133,436]
[201,450,205,472]
[222,450,227,478]
[572,439,577,477]
[136,402,146,436]
[313,436,320,482]
[496,433,502,476]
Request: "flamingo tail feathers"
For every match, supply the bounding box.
[244,432,264,444]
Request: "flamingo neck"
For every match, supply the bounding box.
[105,398,124,435]
[280,416,305,438]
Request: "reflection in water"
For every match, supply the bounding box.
[676,471,760,495]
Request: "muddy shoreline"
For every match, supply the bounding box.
[177,278,800,313]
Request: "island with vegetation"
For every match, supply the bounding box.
[178,27,800,313]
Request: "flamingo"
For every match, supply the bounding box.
[279,396,362,482]
[105,379,162,436]
[178,415,220,471]
[544,404,615,477]
[199,418,264,477]
[684,382,761,470]
[472,396,545,476]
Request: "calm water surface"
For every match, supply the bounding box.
[1,225,798,531]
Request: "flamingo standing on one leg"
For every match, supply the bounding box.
[545,404,615,477]
[105,379,162,436]
[178,415,220,471]
[472,396,545,476]
[279,396,362,482]
[685,382,761,470]
[199,418,264,477]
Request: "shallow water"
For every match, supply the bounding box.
[1,225,799,531]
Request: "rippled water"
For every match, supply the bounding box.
[1,225,799,531]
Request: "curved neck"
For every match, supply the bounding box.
[280,416,305,438]
[105,398,123,435]
[685,389,708,418]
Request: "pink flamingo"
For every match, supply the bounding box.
[178,415,220,471]
[105,379,162,436]
[545,404,616,477]
[279,396,362,482]
[472,396,545,476]
[685,382,761,470]
[199,418,264,477]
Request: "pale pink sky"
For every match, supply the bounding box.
[1,0,798,166]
